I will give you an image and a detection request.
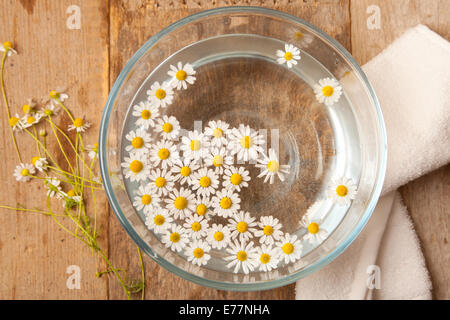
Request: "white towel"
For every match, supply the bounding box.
[295,24,450,300]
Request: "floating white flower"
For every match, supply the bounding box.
[125,128,151,156]
[224,240,258,274]
[228,124,265,162]
[0,41,17,56]
[256,148,290,184]
[228,211,258,242]
[254,216,284,246]
[313,77,343,106]
[191,167,219,198]
[204,147,233,175]
[9,114,23,132]
[170,158,199,186]
[167,62,196,90]
[149,140,179,170]
[68,117,90,133]
[204,120,231,148]
[180,130,210,161]
[32,157,48,172]
[185,240,211,267]
[194,195,213,218]
[132,101,160,129]
[164,187,196,219]
[148,168,175,197]
[45,177,63,199]
[133,185,161,214]
[299,216,328,245]
[206,223,231,250]
[256,244,280,272]
[211,188,241,218]
[222,166,251,192]
[147,81,174,108]
[21,112,43,129]
[327,177,357,206]
[155,115,181,140]
[121,153,150,182]
[290,28,314,48]
[276,233,303,264]
[161,224,189,253]
[276,43,301,68]
[85,143,98,160]
[145,209,173,234]
[183,215,209,240]
[13,163,35,182]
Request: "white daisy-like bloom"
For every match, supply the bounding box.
[8,114,24,132]
[154,115,181,140]
[184,240,211,267]
[180,130,210,161]
[147,81,174,108]
[32,156,48,172]
[85,143,98,160]
[21,112,43,129]
[222,166,251,192]
[228,211,258,242]
[276,233,303,264]
[149,140,179,170]
[228,124,265,162]
[161,224,189,253]
[45,177,64,199]
[191,167,219,198]
[290,28,314,48]
[120,153,150,182]
[63,192,83,210]
[145,209,173,234]
[194,195,213,218]
[204,120,231,148]
[313,77,343,107]
[256,148,290,184]
[132,101,160,129]
[327,177,357,206]
[133,185,161,214]
[183,215,209,240]
[299,215,328,245]
[164,187,196,219]
[125,128,151,156]
[256,244,280,272]
[204,147,233,175]
[42,102,59,117]
[276,43,301,68]
[300,199,326,223]
[224,240,258,274]
[167,62,196,90]
[13,163,35,182]
[68,117,91,133]
[206,223,231,250]
[48,89,69,106]
[0,41,17,56]
[170,158,200,186]
[148,168,175,197]
[254,216,284,246]
[211,188,241,218]
[21,99,38,115]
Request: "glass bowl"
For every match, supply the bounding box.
[99,6,387,291]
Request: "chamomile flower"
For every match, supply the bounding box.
[194,195,213,218]
[206,224,231,249]
[183,215,209,240]
[0,41,17,56]
[155,115,181,140]
[21,112,43,128]
[125,128,151,155]
[133,185,161,214]
[228,211,257,242]
[48,89,69,105]
[147,81,174,108]
[45,178,63,199]
[299,216,328,245]
[256,148,290,184]
[191,167,219,197]
[132,101,160,129]
[185,240,211,267]
[212,188,241,218]
[148,168,175,197]
[313,77,343,106]
[21,99,37,114]
[121,154,149,182]
[149,140,179,170]
[276,233,303,264]
[224,240,258,274]
[254,216,284,246]
[222,166,251,192]
[204,120,231,147]
[171,158,199,186]
[167,62,196,90]
[85,143,98,160]
[63,190,82,210]
[31,157,48,172]
[68,117,90,133]
[327,177,357,206]
[228,124,265,162]
[13,163,35,182]
[290,28,314,48]
[180,130,210,161]
[276,43,301,68]
[9,114,23,131]
[204,147,233,175]
[42,103,59,117]
[161,224,189,253]
[145,209,173,234]
[256,244,280,272]
[164,187,196,219]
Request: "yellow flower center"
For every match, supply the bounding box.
[9,117,19,127]
[284,51,293,61]
[240,136,252,149]
[67,189,76,197]
[154,214,165,226]
[32,156,40,166]
[155,89,166,100]
[73,118,84,128]
[158,148,170,160]
[190,140,200,151]
[22,104,32,114]
[196,204,207,216]
[213,128,223,138]
[180,166,191,177]
[267,160,280,172]
[141,194,152,205]
[260,253,271,264]
[155,177,166,188]
[336,185,348,197]
[170,232,180,243]
[129,160,143,173]
[141,109,151,119]
[162,122,173,133]
[174,196,187,210]
[199,176,211,188]
[44,109,53,116]
[3,41,12,49]
[236,251,247,262]
[191,222,201,232]
[193,248,204,259]
[131,137,144,149]
[220,197,232,209]
[263,225,274,236]
[212,155,223,167]
[214,231,224,241]
[49,90,60,99]
[294,31,304,39]
[230,173,242,186]
[282,243,294,254]
[26,116,36,124]
[236,221,248,233]
[175,70,187,81]
[322,85,334,97]
[20,168,30,176]
[308,222,319,234]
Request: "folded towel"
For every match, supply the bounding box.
[295,24,450,300]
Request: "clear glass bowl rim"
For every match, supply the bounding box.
[98,6,387,291]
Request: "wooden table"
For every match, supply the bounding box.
[0,0,448,299]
